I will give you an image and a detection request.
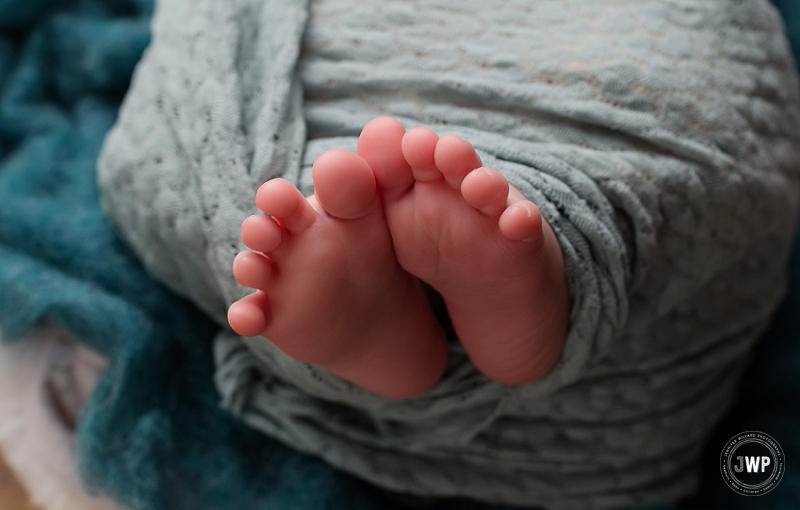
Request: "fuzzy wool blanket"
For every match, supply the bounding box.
[0,0,799,509]
[97,0,800,508]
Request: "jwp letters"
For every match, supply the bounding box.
[733,456,771,473]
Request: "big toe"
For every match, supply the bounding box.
[357,116,414,199]
[312,148,378,219]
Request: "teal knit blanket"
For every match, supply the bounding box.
[0,1,799,509]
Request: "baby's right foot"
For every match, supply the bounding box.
[358,117,569,385]
[227,148,448,399]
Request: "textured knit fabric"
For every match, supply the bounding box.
[0,1,799,510]
[0,3,394,510]
[96,0,800,508]
[0,328,118,510]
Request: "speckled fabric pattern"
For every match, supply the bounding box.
[97,0,800,508]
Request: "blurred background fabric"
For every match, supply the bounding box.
[0,327,118,510]
[0,0,797,509]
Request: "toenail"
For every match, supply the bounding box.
[514,202,532,217]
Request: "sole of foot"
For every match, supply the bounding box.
[357,116,569,385]
[227,148,448,399]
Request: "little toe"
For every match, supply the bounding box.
[228,291,270,337]
[433,134,482,190]
[357,116,413,199]
[461,167,510,217]
[241,215,282,253]
[499,201,544,243]
[232,251,273,289]
[401,127,442,183]
[255,178,317,233]
[312,148,378,219]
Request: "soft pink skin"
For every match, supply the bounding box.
[228,116,569,397]
[228,148,448,399]
[357,117,569,385]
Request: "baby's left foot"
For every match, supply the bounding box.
[358,117,570,385]
[227,148,448,399]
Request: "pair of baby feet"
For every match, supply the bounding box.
[227,117,569,399]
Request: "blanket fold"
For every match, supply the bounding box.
[96,0,800,508]
[0,0,797,509]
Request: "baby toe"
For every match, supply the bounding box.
[227,291,270,337]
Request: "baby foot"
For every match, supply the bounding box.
[357,117,569,385]
[227,148,448,399]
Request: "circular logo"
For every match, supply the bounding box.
[720,431,785,496]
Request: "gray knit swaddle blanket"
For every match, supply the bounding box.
[97,0,800,508]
